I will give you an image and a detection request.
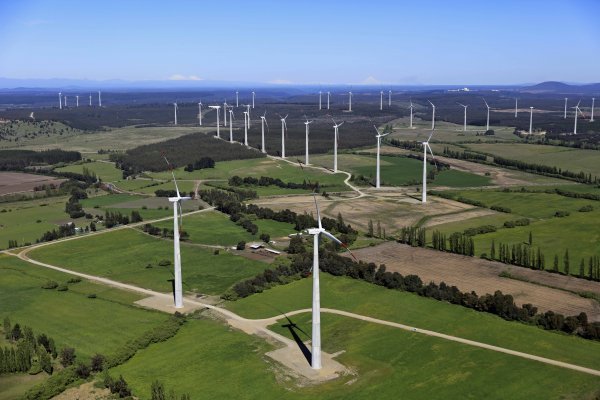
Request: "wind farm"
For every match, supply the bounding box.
[0,1,599,400]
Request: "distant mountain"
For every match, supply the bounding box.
[520,81,600,94]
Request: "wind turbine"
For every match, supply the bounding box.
[304,116,313,165]
[380,90,383,110]
[374,125,391,189]
[229,108,235,143]
[198,102,203,126]
[529,107,534,135]
[89,94,92,107]
[209,105,221,138]
[409,100,414,128]
[279,114,288,158]
[163,156,191,309]
[483,98,490,131]
[573,100,583,135]
[327,91,330,110]
[420,132,437,204]
[458,103,468,131]
[260,111,268,153]
[428,100,435,130]
[305,194,355,370]
[564,98,568,119]
[319,91,322,110]
[245,104,251,128]
[58,92,62,109]
[243,111,249,146]
[64,95,68,107]
[515,98,518,118]
[98,91,102,107]
[173,102,178,125]
[332,118,344,172]
[76,95,79,107]
[236,90,239,107]
[252,91,255,109]
[591,98,595,122]
[348,91,353,112]
[223,100,229,126]
[388,90,392,107]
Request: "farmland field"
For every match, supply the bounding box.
[0,172,66,196]
[27,228,271,295]
[55,160,123,182]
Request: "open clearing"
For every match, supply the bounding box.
[346,242,600,320]
[0,172,66,195]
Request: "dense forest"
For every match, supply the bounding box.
[0,149,81,170]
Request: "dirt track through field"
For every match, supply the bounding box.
[347,242,600,321]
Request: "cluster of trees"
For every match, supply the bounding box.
[142,223,188,240]
[462,224,497,236]
[397,227,426,247]
[366,220,386,239]
[503,218,530,228]
[111,132,264,176]
[38,223,76,243]
[151,380,191,400]
[441,147,488,162]
[230,213,258,235]
[0,149,81,171]
[155,189,177,197]
[104,210,131,228]
[103,374,132,398]
[183,157,215,172]
[228,175,320,191]
[491,240,546,270]
[430,231,475,256]
[490,205,511,213]
[1,318,57,375]
[64,188,87,218]
[493,156,597,184]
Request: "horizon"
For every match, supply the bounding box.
[1,0,599,86]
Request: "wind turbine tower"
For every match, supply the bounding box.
[458,103,468,131]
[173,103,178,125]
[163,157,191,309]
[245,104,251,128]
[243,111,249,146]
[319,91,322,110]
[229,109,234,143]
[279,114,288,158]
[529,107,534,135]
[223,101,228,126]
[252,91,255,109]
[58,92,62,109]
[428,100,436,130]
[483,98,490,131]
[327,92,330,110]
[260,111,268,153]
[388,90,392,107]
[380,91,383,111]
[573,100,582,135]
[515,98,518,118]
[236,91,239,107]
[591,98,595,122]
[89,94,92,107]
[304,116,313,165]
[409,100,414,128]
[564,98,568,119]
[332,118,344,172]
[64,95,68,107]
[420,132,436,203]
[198,102,203,126]
[209,106,221,138]
[348,91,352,112]
[374,125,390,189]
[76,96,79,107]
[98,91,102,107]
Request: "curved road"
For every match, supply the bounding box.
[10,248,600,378]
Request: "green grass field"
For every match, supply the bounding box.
[149,158,349,192]
[0,254,167,360]
[0,196,87,250]
[55,161,123,182]
[464,143,600,177]
[204,180,313,196]
[111,275,600,399]
[28,228,270,295]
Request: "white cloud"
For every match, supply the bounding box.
[362,76,381,85]
[168,74,203,81]
[267,79,292,84]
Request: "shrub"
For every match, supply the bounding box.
[56,284,68,292]
[578,205,594,212]
[236,241,246,250]
[554,210,570,218]
[42,281,58,289]
[490,205,511,213]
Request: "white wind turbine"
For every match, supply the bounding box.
[380,90,383,110]
[305,193,355,370]
[564,98,568,119]
[319,91,322,110]
[591,98,595,122]
[163,156,191,309]
[348,91,353,112]
[327,91,330,110]
[279,114,288,158]
[388,90,392,107]
[529,107,534,134]
[374,125,391,189]
[409,100,414,128]
[245,104,251,128]
[173,102,178,125]
[76,95,79,107]
[573,100,584,135]
[428,100,435,130]
[98,91,102,107]
[243,110,249,146]
[332,118,344,172]
[483,98,490,131]
[260,111,268,153]
[252,91,255,109]
[64,95,68,107]
[420,131,437,204]
[236,90,239,107]
[223,100,229,126]
[88,94,92,107]
[229,108,235,143]
[304,116,313,165]
[514,98,518,118]
[198,102,203,126]
[58,92,62,109]
[458,103,468,131]
[209,105,221,138]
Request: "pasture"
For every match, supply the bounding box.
[27,228,271,295]
[55,160,123,182]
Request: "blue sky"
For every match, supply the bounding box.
[0,0,598,85]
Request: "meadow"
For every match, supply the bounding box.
[55,160,123,182]
[28,228,271,295]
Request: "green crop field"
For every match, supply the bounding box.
[112,275,600,399]
[226,274,600,371]
[311,153,491,187]
[204,180,313,196]
[463,143,600,177]
[0,196,87,250]
[28,228,270,295]
[0,254,167,360]
[135,179,196,195]
[55,160,123,182]
[431,190,600,272]
[149,158,349,192]
[81,193,146,207]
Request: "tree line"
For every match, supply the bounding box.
[228,175,320,191]
[0,149,81,171]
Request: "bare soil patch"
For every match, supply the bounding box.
[0,172,66,195]
[347,242,600,321]
[52,382,111,400]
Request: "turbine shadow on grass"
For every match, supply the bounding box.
[281,315,312,365]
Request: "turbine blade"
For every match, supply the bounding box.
[163,155,181,197]
[313,194,322,230]
[427,131,434,142]
[427,144,438,169]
